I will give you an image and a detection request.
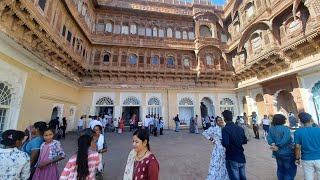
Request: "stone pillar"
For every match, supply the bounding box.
[263,94,275,115]
[114,92,121,118]
[195,94,201,127]
[292,88,305,112]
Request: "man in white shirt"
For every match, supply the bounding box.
[261,114,270,140]
[78,116,84,132]
[86,115,93,128]
[144,115,149,130]
[89,116,103,130]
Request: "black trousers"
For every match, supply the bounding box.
[129,124,134,132]
[253,125,259,138]
[160,128,163,135]
[153,127,157,136]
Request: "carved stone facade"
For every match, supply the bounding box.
[0,0,319,129]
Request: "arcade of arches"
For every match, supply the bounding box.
[0,0,320,133]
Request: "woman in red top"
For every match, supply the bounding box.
[118,117,125,133]
[123,129,159,180]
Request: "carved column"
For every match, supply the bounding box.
[292,88,305,112]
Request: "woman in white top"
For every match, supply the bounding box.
[261,114,270,140]
[0,130,30,180]
[93,125,107,173]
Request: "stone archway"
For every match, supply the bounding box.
[200,97,215,118]
[179,97,195,126]
[51,107,58,120]
[276,90,298,118]
[256,94,267,121]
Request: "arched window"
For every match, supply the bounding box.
[105,22,113,33]
[288,19,301,33]
[123,96,140,106]
[0,83,13,135]
[81,4,87,16]
[183,58,190,66]
[121,25,129,34]
[38,0,46,11]
[220,98,235,115]
[153,56,159,65]
[206,54,213,65]
[200,25,212,37]
[153,27,158,37]
[175,30,181,39]
[246,3,254,18]
[188,32,195,40]
[167,27,173,38]
[146,27,152,36]
[103,54,110,63]
[96,97,114,106]
[139,25,145,36]
[176,30,181,39]
[130,24,137,34]
[148,97,162,116]
[235,22,240,33]
[251,33,262,52]
[179,97,194,106]
[129,55,137,64]
[182,31,188,39]
[159,29,164,38]
[167,57,174,65]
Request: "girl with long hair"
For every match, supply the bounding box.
[60,135,99,180]
[123,129,159,180]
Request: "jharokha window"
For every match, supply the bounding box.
[105,22,113,33]
[184,58,190,66]
[167,28,173,38]
[130,24,137,34]
[200,25,212,37]
[153,56,159,65]
[129,55,137,64]
[167,57,174,65]
[206,55,213,65]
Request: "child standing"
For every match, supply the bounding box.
[33,128,66,180]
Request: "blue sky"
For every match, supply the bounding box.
[184,0,226,6]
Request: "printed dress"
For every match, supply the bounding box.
[33,140,66,180]
[202,126,229,180]
[133,154,159,180]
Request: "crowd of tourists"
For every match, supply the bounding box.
[143,114,165,136]
[1,109,320,180]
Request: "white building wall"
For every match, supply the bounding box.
[299,70,320,121]
[0,59,27,130]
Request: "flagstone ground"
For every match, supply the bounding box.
[58,129,304,180]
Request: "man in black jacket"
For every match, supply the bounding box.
[222,110,247,180]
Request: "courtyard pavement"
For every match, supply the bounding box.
[58,129,304,180]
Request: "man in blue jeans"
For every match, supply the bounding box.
[222,110,247,180]
[174,114,180,132]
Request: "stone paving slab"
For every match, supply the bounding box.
[58,129,305,180]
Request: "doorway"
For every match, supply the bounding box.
[277,90,298,118]
[179,107,194,126]
[96,106,113,117]
[122,106,139,126]
[51,107,58,120]
[200,97,214,118]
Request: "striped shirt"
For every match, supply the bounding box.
[59,151,99,180]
